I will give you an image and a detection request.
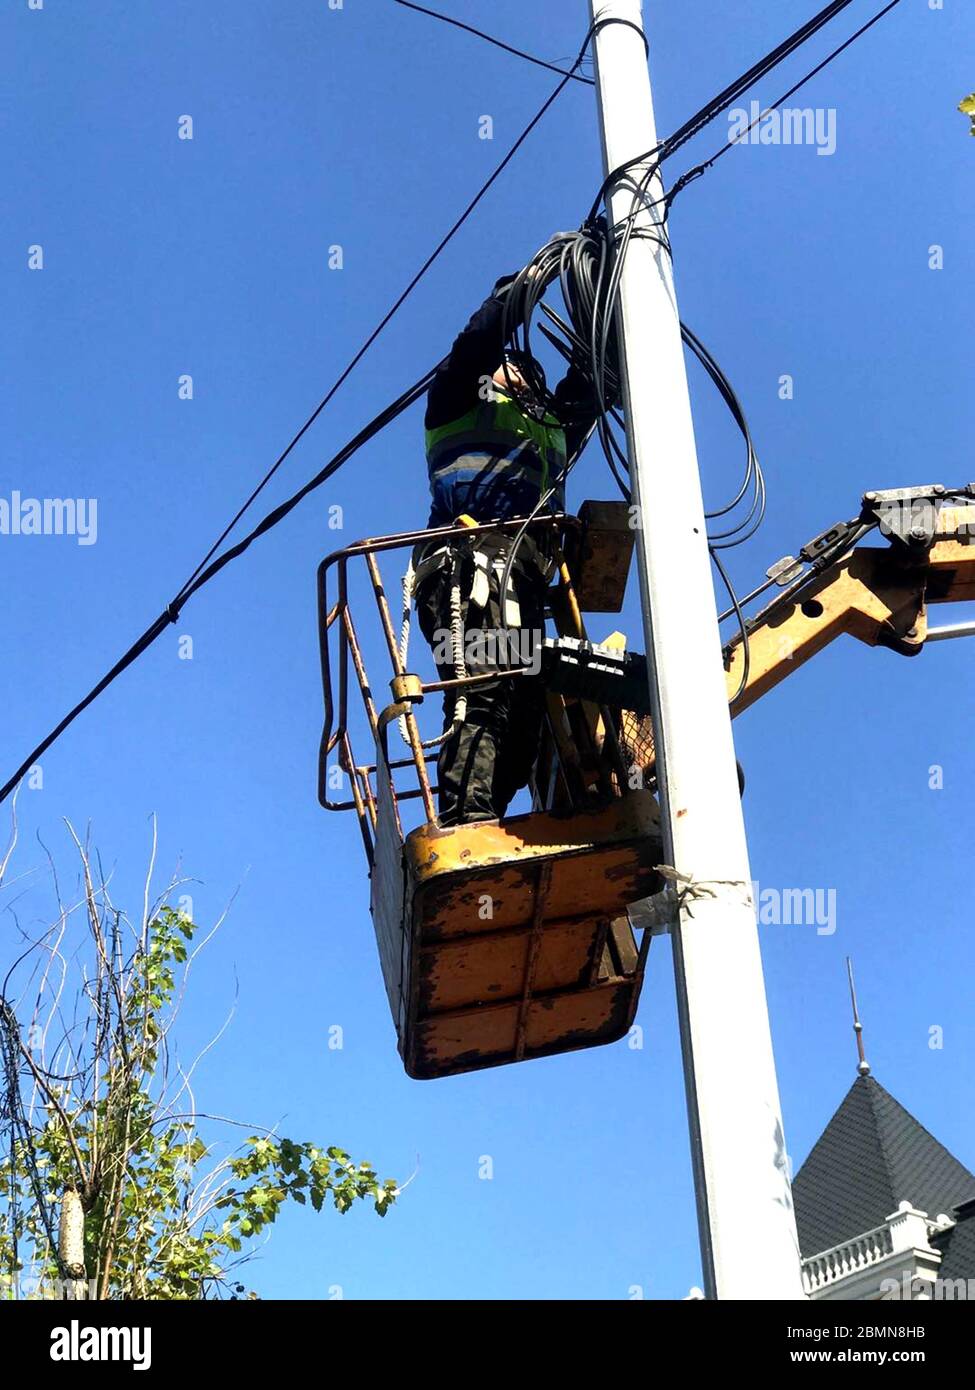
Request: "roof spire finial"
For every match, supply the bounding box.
[846,957,871,1077]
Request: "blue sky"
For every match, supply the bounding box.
[2,0,973,1299]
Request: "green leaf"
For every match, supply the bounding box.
[0,846,399,1301]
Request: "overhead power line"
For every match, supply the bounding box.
[179,30,593,602]
[588,0,904,221]
[392,0,595,85]
[663,0,863,159]
[0,368,439,808]
[666,0,906,200]
[0,28,595,808]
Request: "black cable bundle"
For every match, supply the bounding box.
[500,221,627,492]
[493,218,768,634]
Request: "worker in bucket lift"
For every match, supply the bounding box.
[413,270,606,827]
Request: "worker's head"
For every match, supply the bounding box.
[493,351,546,402]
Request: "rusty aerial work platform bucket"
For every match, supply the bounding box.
[317,506,662,1078]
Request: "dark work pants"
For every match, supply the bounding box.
[415,556,547,827]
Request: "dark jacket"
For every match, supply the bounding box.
[424,280,601,527]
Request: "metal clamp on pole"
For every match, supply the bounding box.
[627,885,677,937]
[390,673,424,705]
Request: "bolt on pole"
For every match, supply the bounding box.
[588,0,806,1299]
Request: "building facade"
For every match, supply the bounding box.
[793,1074,975,1300]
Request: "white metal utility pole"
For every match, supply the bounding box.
[588,0,806,1300]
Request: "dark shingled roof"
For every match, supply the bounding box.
[793,1075,975,1258]
[932,1199,975,1284]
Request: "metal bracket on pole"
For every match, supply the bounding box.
[627,885,677,937]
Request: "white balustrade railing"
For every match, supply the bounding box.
[802,1223,894,1294]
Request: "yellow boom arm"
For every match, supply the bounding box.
[724,502,975,715]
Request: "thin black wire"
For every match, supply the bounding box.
[0,33,594,808]
[175,28,593,605]
[587,0,905,228]
[710,546,751,703]
[393,0,594,84]
[0,368,436,807]
[681,324,767,546]
[733,520,878,639]
[665,0,906,203]
[588,0,862,220]
[718,573,779,624]
[661,0,862,160]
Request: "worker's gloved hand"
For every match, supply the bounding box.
[491,273,518,298]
